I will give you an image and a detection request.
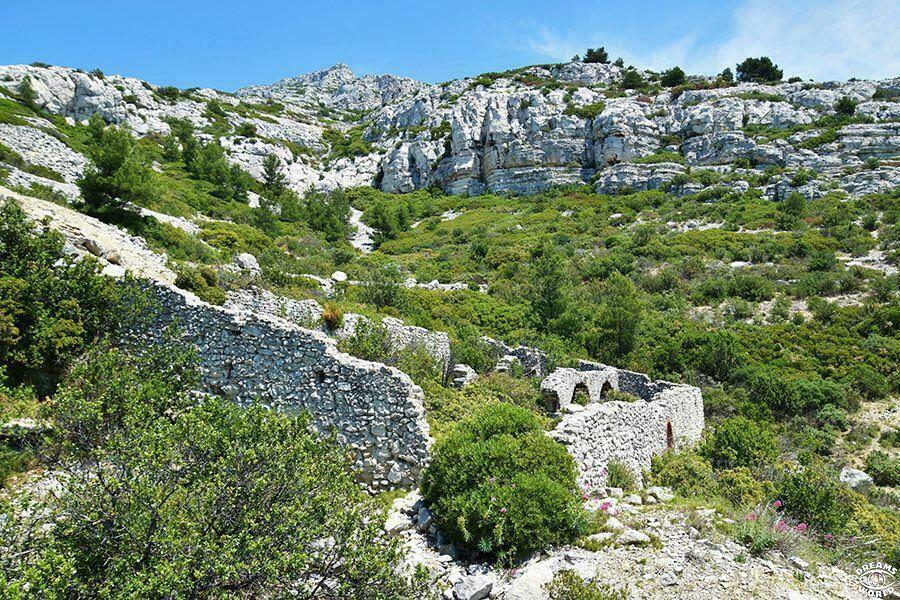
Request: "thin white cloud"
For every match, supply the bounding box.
[525,0,900,81]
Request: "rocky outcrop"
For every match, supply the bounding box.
[593,161,685,194]
[1,62,898,202]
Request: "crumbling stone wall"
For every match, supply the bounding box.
[547,362,704,490]
[482,336,548,377]
[224,287,452,375]
[127,282,432,491]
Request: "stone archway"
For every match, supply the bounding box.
[599,381,613,401]
[572,382,590,406]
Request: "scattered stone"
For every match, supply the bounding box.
[103,250,122,265]
[788,556,810,571]
[452,573,493,600]
[618,529,651,545]
[607,487,624,498]
[646,486,675,502]
[624,494,643,505]
[450,364,478,388]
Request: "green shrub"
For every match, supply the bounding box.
[0,347,421,598]
[717,467,770,507]
[816,404,849,430]
[173,265,226,305]
[360,264,408,309]
[0,199,134,394]
[583,48,609,64]
[234,122,257,137]
[632,151,684,165]
[660,67,686,87]
[545,570,627,600]
[701,416,778,470]
[563,101,606,119]
[865,451,899,487]
[605,459,636,491]
[323,126,373,160]
[338,319,394,363]
[450,327,494,374]
[620,70,645,89]
[421,403,584,561]
[776,464,852,533]
[17,76,37,110]
[648,449,716,497]
[880,429,900,450]
[834,96,857,117]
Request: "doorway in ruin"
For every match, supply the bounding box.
[572,382,591,406]
[666,419,674,449]
[599,381,613,401]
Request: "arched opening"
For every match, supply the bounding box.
[599,381,613,401]
[572,382,590,406]
[666,419,674,449]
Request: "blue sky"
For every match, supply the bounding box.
[4,0,898,90]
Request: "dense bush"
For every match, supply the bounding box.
[717,467,770,506]
[583,47,609,64]
[0,347,421,597]
[701,416,778,470]
[776,464,852,533]
[421,403,584,561]
[338,319,395,363]
[173,264,226,305]
[605,459,636,491]
[620,69,645,89]
[648,449,716,497]
[0,200,134,393]
[865,451,899,487]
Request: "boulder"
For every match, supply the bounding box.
[233,252,261,275]
[839,466,873,491]
[452,573,494,600]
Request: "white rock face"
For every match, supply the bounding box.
[2,62,898,200]
[0,123,87,182]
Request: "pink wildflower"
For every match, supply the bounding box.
[489,477,496,484]
[600,501,612,512]
[745,512,758,521]
[794,523,808,533]
[772,500,783,509]
[582,492,589,500]
[500,507,507,514]
[774,520,789,533]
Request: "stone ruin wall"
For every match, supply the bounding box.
[125,282,432,491]
[546,362,704,490]
[224,287,452,377]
